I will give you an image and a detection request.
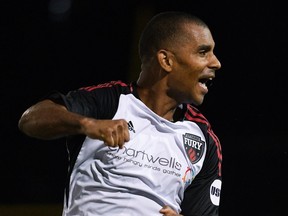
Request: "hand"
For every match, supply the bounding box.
[81,118,130,148]
[159,205,183,216]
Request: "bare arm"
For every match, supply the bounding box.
[18,99,130,148]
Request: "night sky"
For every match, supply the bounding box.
[1,1,287,215]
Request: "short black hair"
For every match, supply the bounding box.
[138,11,208,61]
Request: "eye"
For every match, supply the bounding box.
[199,50,207,56]
[198,45,211,57]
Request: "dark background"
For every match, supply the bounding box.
[1,0,287,215]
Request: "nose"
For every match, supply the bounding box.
[210,54,221,70]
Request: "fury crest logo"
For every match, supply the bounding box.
[183,133,205,164]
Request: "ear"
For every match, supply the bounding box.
[157,50,173,72]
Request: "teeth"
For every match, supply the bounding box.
[199,82,207,89]
[199,77,213,89]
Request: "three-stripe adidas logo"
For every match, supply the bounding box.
[127,121,135,133]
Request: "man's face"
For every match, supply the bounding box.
[166,24,221,105]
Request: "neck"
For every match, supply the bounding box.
[136,82,178,121]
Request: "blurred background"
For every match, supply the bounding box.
[1,0,287,215]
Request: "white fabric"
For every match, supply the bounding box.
[63,94,206,216]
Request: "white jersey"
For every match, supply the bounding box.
[47,80,222,216]
[63,94,206,215]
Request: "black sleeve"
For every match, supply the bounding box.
[44,88,116,119]
[43,81,131,119]
[180,127,222,216]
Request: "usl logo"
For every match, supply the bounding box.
[183,133,205,164]
[210,179,221,206]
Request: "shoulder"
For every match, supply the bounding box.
[78,80,131,93]
[184,104,211,129]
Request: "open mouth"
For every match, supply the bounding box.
[199,77,213,88]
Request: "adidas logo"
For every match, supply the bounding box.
[127,121,135,133]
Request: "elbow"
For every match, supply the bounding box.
[18,112,33,136]
[18,110,40,138]
[18,118,24,133]
[18,108,62,140]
